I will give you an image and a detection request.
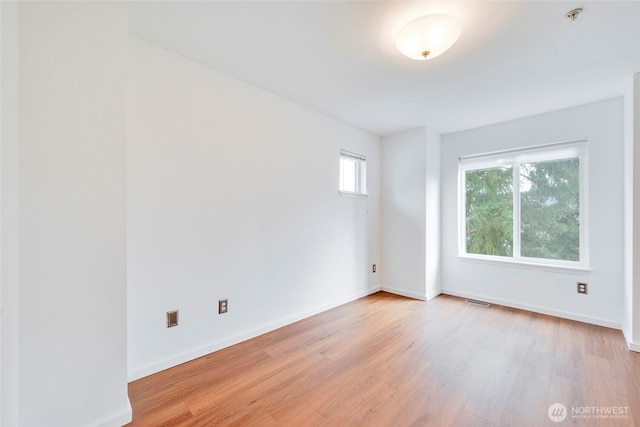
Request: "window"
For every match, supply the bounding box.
[459,141,588,268]
[339,150,367,196]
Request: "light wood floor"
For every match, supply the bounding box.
[128,292,640,426]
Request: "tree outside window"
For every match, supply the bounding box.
[460,142,586,268]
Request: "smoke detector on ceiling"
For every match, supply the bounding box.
[566,8,582,21]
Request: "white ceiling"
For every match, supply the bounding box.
[128,1,640,136]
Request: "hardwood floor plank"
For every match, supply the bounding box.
[270,403,326,426]
[583,323,619,362]
[373,355,482,427]
[130,401,193,426]
[309,371,397,424]
[545,374,589,426]
[369,338,435,390]
[530,313,560,356]
[615,344,640,426]
[181,403,278,427]
[259,356,368,421]
[456,410,498,427]
[127,292,640,427]
[499,349,555,426]
[584,354,636,426]
[465,354,521,425]
[185,351,329,417]
[553,318,589,385]
[372,361,454,425]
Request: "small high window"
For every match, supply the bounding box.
[339,150,367,197]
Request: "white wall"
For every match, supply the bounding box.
[381,129,426,299]
[624,75,634,346]
[425,130,442,300]
[625,73,640,349]
[442,98,625,328]
[381,128,441,300]
[1,2,19,425]
[127,37,382,380]
[18,3,130,426]
[634,74,640,345]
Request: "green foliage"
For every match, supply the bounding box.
[464,157,580,262]
[520,158,580,261]
[465,167,513,256]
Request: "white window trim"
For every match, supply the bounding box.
[339,149,368,197]
[458,139,589,270]
[338,190,368,199]
[458,253,592,274]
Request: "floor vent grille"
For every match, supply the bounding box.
[465,299,491,308]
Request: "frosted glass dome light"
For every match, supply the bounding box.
[396,14,462,60]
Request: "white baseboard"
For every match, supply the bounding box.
[95,398,132,427]
[622,328,640,352]
[442,288,621,330]
[426,288,442,301]
[628,341,640,352]
[380,285,427,301]
[128,287,380,382]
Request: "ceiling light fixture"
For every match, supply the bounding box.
[395,14,462,60]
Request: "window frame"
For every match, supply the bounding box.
[458,140,589,270]
[339,149,368,198]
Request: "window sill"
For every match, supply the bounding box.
[457,254,591,274]
[339,191,368,199]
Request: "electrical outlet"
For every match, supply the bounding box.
[167,310,178,328]
[372,264,376,273]
[577,282,588,294]
[219,299,228,314]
